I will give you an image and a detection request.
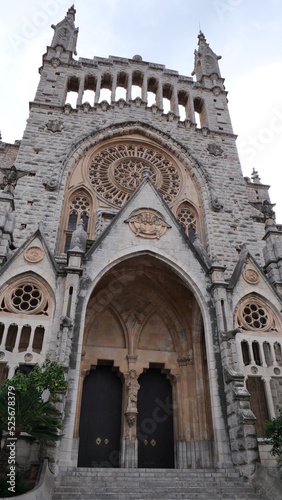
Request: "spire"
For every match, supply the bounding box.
[192,31,222,83]
[251,168,261,184]
[50,5,79,55]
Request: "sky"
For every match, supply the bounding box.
[1,0,282,221]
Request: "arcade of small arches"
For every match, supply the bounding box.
[65,70,207,127]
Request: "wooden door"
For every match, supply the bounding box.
[78,365,122,467]
[137,369,174,468]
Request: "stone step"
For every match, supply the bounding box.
[53,468,264,500]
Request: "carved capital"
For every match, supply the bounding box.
[177,353,194,366]
[60,316,74,330]
[125,410,137,428]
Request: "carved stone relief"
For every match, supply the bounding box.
[243,268,260,285]
[24,246,44,263]
[207,143,223,156]
[125,209,171,239]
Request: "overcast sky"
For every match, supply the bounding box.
[1,0,282,221]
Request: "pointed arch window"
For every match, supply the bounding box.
[176,202,197,241]
[64,191,91,253]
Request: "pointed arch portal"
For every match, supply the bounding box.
[77,255,214,468]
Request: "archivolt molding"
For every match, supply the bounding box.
[44,121,218,212]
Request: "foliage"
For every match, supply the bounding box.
[0,387,62,441]
[264,407,282,469]
[0,357,68,398]
[0,357,67,480]
[0,470,28,497]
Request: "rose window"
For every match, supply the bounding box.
[11,284,42,312]
[0,280,49,315]
[237,298,276,332]
[88,144,181,207]
[113,160,156,190]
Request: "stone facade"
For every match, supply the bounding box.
[1,6,282,479]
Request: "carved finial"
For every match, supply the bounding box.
[67,5,76,19]
[69,219,87,253]
[192,31,222,80]
[251,168,261,183]
[239,242,248,255]
[51,5,78,55]
[198,30,206,43]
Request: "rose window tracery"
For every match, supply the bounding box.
[88,144,181,207]
[0,279,50,315]
[236,298,276,332]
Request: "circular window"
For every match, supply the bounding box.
[88,143,181,207]
[1,279,49,315]
[237,298,276,332]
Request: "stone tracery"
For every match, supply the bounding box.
[88,143,181,207]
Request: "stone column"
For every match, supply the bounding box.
[77,75,85,106]
[142,75,148,103]
[156,79,163,109]
[94,74,101,104]
[0,323,7,350]
[171,86,179,115]
[126,72,132,102]
[187,94,196,124]
[262,376,276,419]
[111,71,117,103]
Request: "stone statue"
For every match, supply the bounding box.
[69,219,87,253]
[126,370,140,410]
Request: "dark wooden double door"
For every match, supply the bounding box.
[78,366,174,468]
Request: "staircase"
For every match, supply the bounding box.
[53,467,265,499]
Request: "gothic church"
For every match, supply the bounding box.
[0,6,282,497]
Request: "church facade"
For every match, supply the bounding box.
[0,6,282,477]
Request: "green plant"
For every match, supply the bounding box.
[0,469,28,497]
[0,357,68,398]
[264,407,282,471]
[0,358,67,480]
